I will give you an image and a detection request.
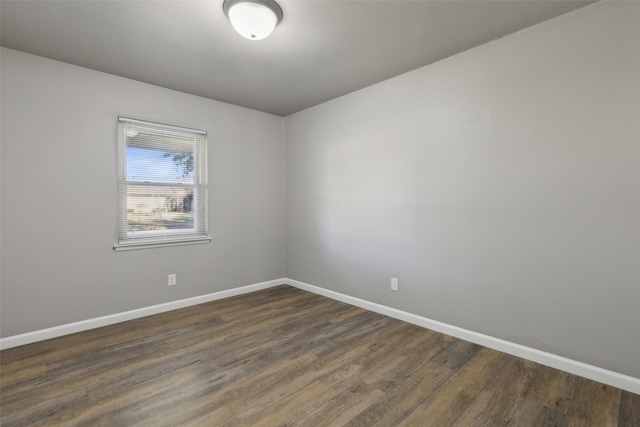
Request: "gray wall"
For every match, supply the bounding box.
[1,48,285,337]
[285,1,640,378]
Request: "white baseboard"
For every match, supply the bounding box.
[0,278,284,351]
[2,276,638,394]
[286,278,640,395]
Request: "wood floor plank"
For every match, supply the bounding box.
[507,398,568,426]
[0,364,46,390]
[397,348,511,426]
[563,379,620,426]
[45,367,196,426]
[524,364,578,414]
[344,362,454,427]
[0,285,636,427]
[328,306,368,324]
[453,357,537,426]
[430,339,483,372]
[359,331,453,389]
[222,353,326,420]
[302,382,385,427]
[181,406,239,427]
[619,391,640,427]
[246,379,336,426]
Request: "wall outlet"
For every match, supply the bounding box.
[168,274,177,287]
[391,277,399,292]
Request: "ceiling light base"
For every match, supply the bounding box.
[223,0,283,40]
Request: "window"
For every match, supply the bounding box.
[115,117,210,251]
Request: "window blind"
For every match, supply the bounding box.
[115,117,210,250]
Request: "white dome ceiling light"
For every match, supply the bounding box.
[223,0,283,41]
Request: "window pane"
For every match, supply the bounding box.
[116,118,208,250]
[126,146,194,184]
[127,185,195,233]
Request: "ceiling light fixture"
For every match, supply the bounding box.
[223,0,283,41]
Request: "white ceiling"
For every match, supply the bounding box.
[0,0,595,117]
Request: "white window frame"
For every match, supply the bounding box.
[114,117,210,251]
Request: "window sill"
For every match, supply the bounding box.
[113,236,211,251]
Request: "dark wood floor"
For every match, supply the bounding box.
[1,285,638,426]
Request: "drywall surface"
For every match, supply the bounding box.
[0,48,285,337]
[285,1,640,378]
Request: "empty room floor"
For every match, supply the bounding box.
[1,285,638,426]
